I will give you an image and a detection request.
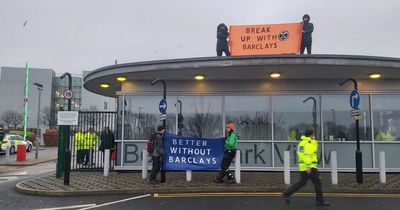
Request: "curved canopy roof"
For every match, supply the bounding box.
[84,54,400,97]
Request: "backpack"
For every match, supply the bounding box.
[146,133,156,154]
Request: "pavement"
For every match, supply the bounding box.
[15,169,400,197]
[0,147,57,173]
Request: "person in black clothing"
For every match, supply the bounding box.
[216,23,231,56]
[99,127,115,163]
[300,14,314,54]
[149,125,165,184]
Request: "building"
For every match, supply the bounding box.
[83,54,400,171]
[0,67,116,131]
[0,67,55,130]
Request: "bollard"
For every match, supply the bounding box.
[5,145,10,163]
[331,151,338,185]
[235,150,241,184]
[186,170,192,182]
[142,149,149,179]
[103,149,110,177]
[284,151,290,185]
[379,151,386,184]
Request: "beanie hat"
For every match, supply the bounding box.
[226,123,235,130]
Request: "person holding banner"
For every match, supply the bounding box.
[300,14,314,54]
[149,125,165,184]
[216,23,231,56]
[214,122,238,183]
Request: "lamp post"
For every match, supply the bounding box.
[59,72,72,185]
[330,109,336,124]
[138,107,143,135]
[339,78,363,184]
[176,100,183,136]
[33,82,43,159]
[151,78,166,183]
[303,97,317,138]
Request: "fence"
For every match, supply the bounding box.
[69,111,117,171]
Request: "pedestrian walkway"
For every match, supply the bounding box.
[0,147,57,170]
[16,171,400,196]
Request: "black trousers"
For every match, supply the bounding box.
[300,41,312,54]
[217,48,231,56]
[217,150,236,181]
[76,149,85,164]
[284,168,324,202]
[150,156,162,181]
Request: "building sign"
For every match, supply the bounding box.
[57,111,79,125]
[229,23,303,56]
[163,133,224,171]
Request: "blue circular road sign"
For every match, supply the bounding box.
[159,99,167,113]
[350,89,360,109]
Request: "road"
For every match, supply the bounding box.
[1,162,400,210]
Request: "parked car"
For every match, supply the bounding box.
[1,134,33,154]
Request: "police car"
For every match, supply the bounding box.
[1,134,33,154]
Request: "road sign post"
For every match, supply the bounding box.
[339,78,363,184]
[151,78,167,183]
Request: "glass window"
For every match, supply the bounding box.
[225,96,271,140]
[177,96,222,138]
[122,96,176,140]
[322,95,371,141]
[273,95,320,140]
[372,95,400,141]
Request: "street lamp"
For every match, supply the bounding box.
[303,97,317,138]
[59,72,72,185]
[138,107,143,135]
[339,78,363,184]
[330,109,336,124]
[151,77,166,183]
[33,82,43,159]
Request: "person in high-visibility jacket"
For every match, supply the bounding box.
[283,130,330,206]
[74,130,85,164]
[84,128,98,165]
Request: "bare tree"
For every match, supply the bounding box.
[186,101,221,138]
[40,107,53,128]
[1,110,23,129]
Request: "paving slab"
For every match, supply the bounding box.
[16,171,400,197]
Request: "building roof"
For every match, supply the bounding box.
[84,54,400,97]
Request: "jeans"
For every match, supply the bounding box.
[150,156,162,181]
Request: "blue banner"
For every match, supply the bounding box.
[163,133,224,171]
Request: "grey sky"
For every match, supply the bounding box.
[1,0,399,74]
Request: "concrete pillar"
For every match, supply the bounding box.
[284,151,290,185]
[331,151,338,185]
[142,149,148,179]
[379,151,386,184]
[186,170,192,182]
[235,150,241,184]
[103,149,110,177]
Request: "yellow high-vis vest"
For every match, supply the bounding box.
[74,132,85,150]
[297,135,318,171]
[84,132,98,150]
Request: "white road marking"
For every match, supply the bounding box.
[78,194,151,210]
[0,176,19,180]
[14,171,28,175]
[34,204,96,210]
